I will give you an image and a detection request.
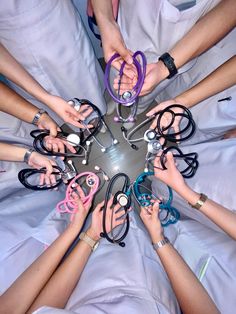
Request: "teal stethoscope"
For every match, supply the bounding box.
[133,171,180,227]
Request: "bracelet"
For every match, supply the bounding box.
[23,148,34,164]
[32,109,47,125]
[159,52,178,79]
[189,193,208,210]
[153,237,170,250]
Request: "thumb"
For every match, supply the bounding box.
[118,45,133,65]
[49,124,58,137]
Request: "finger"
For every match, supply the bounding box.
[39,173,45,187]
[44,174,51,187]
[94,200,105,213]
[44,161,54,176]
[49,124,58,137]
[150,117,158,130]
[76,185,86,199]
[49,173,57,188]
[52,143,59,153]
[107,195,114,209]
[56,140,65,154]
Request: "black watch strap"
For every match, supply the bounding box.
[159,52,178,79]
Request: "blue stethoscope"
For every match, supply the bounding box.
[133,171,180,227]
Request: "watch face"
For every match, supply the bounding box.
[93,241,99,251]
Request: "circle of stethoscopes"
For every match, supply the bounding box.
[121,104,199,178]
[30,98,118,165]
[104,51,147,123]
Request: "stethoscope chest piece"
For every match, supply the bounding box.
[66,133,81,146]
[86,175,97,187]
[116,192,129,207]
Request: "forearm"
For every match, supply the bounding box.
[28,228,94,313]
[0,82,40,123]
[155,243,219,314]
[176,184,236,240]
[175,56,236,107]
[0,44,51,105]
[0,143,28,162]
[91,0,114,26]
[169,0,236,69]
[0,226,80,314]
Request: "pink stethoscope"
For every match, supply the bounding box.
[56,167,108,220]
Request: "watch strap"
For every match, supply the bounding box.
[23,148,34,164]
[159,52,178,79]
[79,232,99,251]
[32,109,47,125]
[189,193,208,210]
[153,237,170,250]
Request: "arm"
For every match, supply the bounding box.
[0,189,92,314]
[139,0,236,96]
[91,0,135,77]
[140,202,219,314]
[0,44,89,128]
[174,55,236,108]
[0,82,58,136]
[27,197,126,312]
[154,152,236,241]
[146,56,236,134]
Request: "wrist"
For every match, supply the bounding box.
[150,230,165,244]
[86,227,100,242]
[174,93,193,108]
[156,60,169,83]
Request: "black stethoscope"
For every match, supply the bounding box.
[31,98,118,164]
[100,173,131,247]
[18,159,77,191]
[105,51,147,123]
[121,104,198,178]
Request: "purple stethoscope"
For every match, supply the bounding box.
[104,51,147,123]
[56,166,109,221]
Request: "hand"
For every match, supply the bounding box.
[154,152,186,193]
[100,20,136,79]
[147,99,185,137]
[113,61,169,97]
[140,200,164,243]
[45,95,93,129]
[44,136,77,159]
[37,113,60,137]
[28,151,58,188]
[69,185,92,230]
[86,196,128,241]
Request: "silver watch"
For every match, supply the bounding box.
[153,237,170,250]
[23,148,34,164]
[32,109,47,125]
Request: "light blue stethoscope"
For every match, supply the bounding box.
[132,171,180,227]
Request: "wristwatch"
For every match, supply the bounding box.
[23,148,34,164]
[153,237,170,250]
[79,232,99,251]
[32,109,47,125]
[159,52,178,79]
[189,193,208,210]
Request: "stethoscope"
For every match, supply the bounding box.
[121,104,198,177]
[18,159,77,191]
[100,173,131,247]
[104,51,147,123]
[56,166,109,221]
[132,171,180,227]
[31,98,118,164]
